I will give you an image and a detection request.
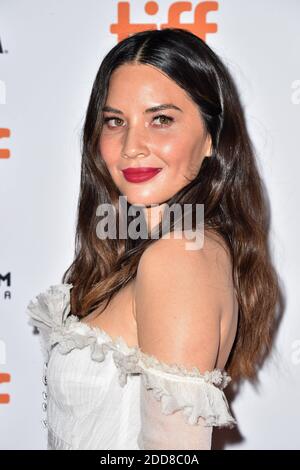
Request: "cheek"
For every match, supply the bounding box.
[158,137,195,172]
[99,134,120,166]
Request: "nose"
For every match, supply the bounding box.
[121,123,150,160]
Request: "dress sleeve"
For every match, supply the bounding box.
[26,283,73,363]
[136,358,236,450]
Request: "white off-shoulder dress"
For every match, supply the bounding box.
[26,283,236,450]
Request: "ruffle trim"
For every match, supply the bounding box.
[26,283,237,428]
[138,367,236,428]
[26,283,73,362]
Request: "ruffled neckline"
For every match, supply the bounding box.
[27,282,233,390]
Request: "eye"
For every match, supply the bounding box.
[102,114,174,129]
[103,116,124,128]
[152,114,174,127]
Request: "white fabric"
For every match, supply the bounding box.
[26,283,236,450]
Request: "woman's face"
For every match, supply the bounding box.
[99,63,212,206]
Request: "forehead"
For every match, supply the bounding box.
[106,63,193,109]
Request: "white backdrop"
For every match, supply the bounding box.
[0,0,299,450]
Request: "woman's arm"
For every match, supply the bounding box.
[134,233,236,450]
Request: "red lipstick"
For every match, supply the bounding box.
[121,167,162,183]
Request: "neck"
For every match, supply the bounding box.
[142,202,167,236]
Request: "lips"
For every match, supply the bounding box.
[121,167,162,183]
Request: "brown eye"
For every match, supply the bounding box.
[152,115,174,127]
[103,117,124,128]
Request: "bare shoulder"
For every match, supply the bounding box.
[134,229,234,372]
[137,228,233,295]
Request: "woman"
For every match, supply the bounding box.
[27,28,280,450]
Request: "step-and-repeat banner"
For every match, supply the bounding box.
[0,0,299,450]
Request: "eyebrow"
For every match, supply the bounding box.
[102,104,183,114]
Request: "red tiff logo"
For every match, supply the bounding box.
[110,1,218,42]
[0,128,10,159]
[0,372,10,404]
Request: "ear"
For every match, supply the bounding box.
[204,133,213,157]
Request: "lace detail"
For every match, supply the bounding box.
[26,283,237,428]
[137,350,231,389]
[26,283,73,362]
[137,366,236,428]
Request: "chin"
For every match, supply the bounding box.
[129,196,167,207]
[118,190,157,206]
[127,198,157,207]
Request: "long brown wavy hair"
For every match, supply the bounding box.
[62,28,282,382]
